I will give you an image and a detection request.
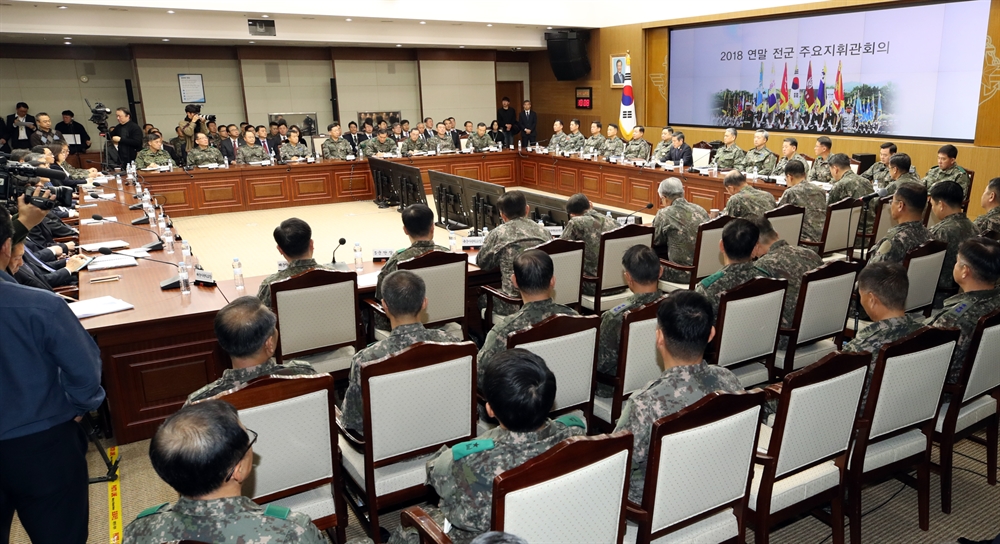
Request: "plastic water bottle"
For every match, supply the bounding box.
[517,140,521,152]
[115,174,123,189]
[177,263,190,294]
[555,144,560,156]
[449,230,457,252]
[481,226,489,237]
[157,210,167,233]
[163,226,174,254]
[223,156,229,169]
[354,243,363,272]
[359,148,364,161]
[232,258,245,290]
[538,218,545,227]
[181,240,192,267]
[436,143,441,155]
[606,211,613,220]
[167,160,173,172]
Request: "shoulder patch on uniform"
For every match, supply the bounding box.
[700,270,724,288]
[452,438,495,461]
[611,302,628,313]
[136,503,168,519]
[953,303,968,315]
[263,504,291,520]
[555,414,586,429]
[754,266,772,277]
[395,247,406,253]
[877,240,892,255]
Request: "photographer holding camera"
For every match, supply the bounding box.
[107,107,142,168]
[179,105,210,158]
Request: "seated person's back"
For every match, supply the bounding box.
[342,270,459,434]
[695,217,770,316]
[388,349,586,544]
[186,296,314,405]
[752,216,824,336]
[614,290,743,503]
[124,401,325,544]
[867,182,932,265]
[560,193,619,295]
[927,181,981,307]
[256,217,334,309]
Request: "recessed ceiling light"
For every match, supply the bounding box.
[161,38,170,42]
[57,5,67,8]
[396,44,402,47]
[261,14,269,18]
[487,24,493,27]
[516,47,522,50]
[420,21,426,24]
[167,10,174,14]
[64,41,72,45]
[459,46,465,49]
[249,41,255,44]
[345,18,352,22]
[64,36,72,40]
[547,26,553,29]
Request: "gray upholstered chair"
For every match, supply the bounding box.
[581,224,654,313]
[659,215,731,292]
[710,278,788,388]
[764,204,805,247]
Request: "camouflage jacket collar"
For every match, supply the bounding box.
[628,291,663,306]
[286,258,318,270]
[221,358,279,382]
[726,260,760,273]
[766,239,791,254]
[521,298,558,312]
[984,207,1000,219]
[389,322,427,337]
[857,314,922,341]
[891,220,925,234]
[492,419,561,445]
[171,495,258,517]
[936,213,966,228]
[943,288,998,308]
[410,240,439,249]
[669,197,690,207]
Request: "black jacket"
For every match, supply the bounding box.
[6,113,36,149]
[666,143,693,167]
[55,120,91,154]
[107,120,143,167]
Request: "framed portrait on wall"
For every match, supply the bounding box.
[610,55,627,88]
[357,111,402,128]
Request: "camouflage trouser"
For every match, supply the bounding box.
[660,266,692,285]
[387,505,479,544]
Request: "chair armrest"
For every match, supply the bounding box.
[659,258,694,273]
[625,501,649,522]
[777,327,796,338]
[582,274,599,284]
[754,453,777,465]
[595,373,617,386]
[481,284,521,305]
[800,240,823,248]
[763,383,783,401]
[363,298,387,318]
[334,406,366,449]
[400,506,453,544]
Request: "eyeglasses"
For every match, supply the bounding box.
[225,427,257,482]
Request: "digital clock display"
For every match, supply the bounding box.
[576,98,591,108]
[575,87,593,109]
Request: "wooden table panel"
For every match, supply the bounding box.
[246,174,291,209]
[538,164,557,190]
[557,165,579,194]
[452,163,483,180]
[520,159,537,187]
[484,159,516,185]
[290,171,334,201]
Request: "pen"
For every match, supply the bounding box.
[90,275,121,283]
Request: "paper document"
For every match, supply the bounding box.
[69,296,135,319]
[117,249,150,258]
[467,253,478,265]
[81,216,117,225]
[86,254,138,271]
[356,271,380,289]
[64,134,82,145]
[81,240,129,252]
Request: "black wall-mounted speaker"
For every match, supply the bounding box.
[545,30,591,81]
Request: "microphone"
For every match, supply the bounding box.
[90,187,144,210]
[92,214,164,251]
[98,247,183,289]
[623,203,654,223]
[86,159,117,171]
[860,188,889,202]
[331,237,347,266]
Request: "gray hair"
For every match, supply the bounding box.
[658,177,684,199]
[755,129,769,141]
[725,127,738,138]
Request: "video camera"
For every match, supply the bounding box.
[1,155,75,214]
[86,99,112,135]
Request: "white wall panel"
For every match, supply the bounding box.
[135,58,244,134]
[419,60,496,128]
[334,60,420,127]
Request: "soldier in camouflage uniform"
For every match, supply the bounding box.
[752,217,824,347]
[366,129,398,157]
[868,182,933,266]
[776,160,827,244]
[560,193,619,295]
[478,250,578,374]
[974,177,1000,233]
[235,130,269,165]
[737,130,777,176]
[548,119,570,152]
[187,133,225,166]
[388,350,586,544]
[601,124,626,156]
[928,181,981,306]
[807,136,833,184]
[562,119,585,152]
[467,123,494,152]
[168,126,185,154]
[278,129,309,161]
[321,123,353,160]
[124,401,325,544]
[844,263,925,405]
[614,291,743,502]
[711,128,745,169]
[256,218,335,309]
[650,127,674,162]
[861,143,896,187]
[429,122,456,152]
[623,126,651,160]
[135,133,175,169]
[585,121,607,154]
[342,271,459,434]
[923,238,1000,382]
[653,177,710,284]
[882,153,923,195]
[923,144,972,199]
[827,153,874,203]
[207,122,224,148]
[185,297,315,405]
[695,218,770,315]
[722,171,776,220]
[771,137,810,177]
[478,191,551,316]
[401,129,429,155]
[596,246,665,397]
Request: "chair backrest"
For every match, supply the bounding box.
[866,328,958,441]
[713,278,788,367]
[508,315,601,415]
[216,374,338,505]
[692,147,711,167]
[961,310,1000,403]
[642,391,763,537]
[595,224,654,291]
[399,250,469,325]
[792,260,862,344]
[619,299,666,397]
[768,353,868,478]
[849,158,861,174]
[765,204,805,245]
[492,432,633,544]
[272,269,361,361]
[871,195,894,248]
[901,240,947,312]
[535,238,585,307]
[819,197,862,255]
[692,215,733,281]
[360,342,477,464]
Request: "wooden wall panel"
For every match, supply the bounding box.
[975,0,1000,146]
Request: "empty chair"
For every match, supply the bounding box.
[581,224,654,313]
[802,197,863,262]
[270,268,364,376]
[367,250,469,341]
[214,373,349,543]
[932,310,1000,513]
[625,391,765,544]
[748,352,869,544]
[593,298,663,431]
[659,215,732,292]
[336,341,478,543]
[775,261,861,378]
[507,314,601,426]
[483,239,585,327]
[764,204,805,246]
[901,240,947,316]
[846,327,959,544]
[859,195,894,258]
[710,278,788,388]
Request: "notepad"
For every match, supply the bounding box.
[356,271,380,289]
[69,296,135,319]
[81,240,129,252]
[86,255,138,271]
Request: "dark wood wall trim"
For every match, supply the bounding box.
[130,44,238,60]
[329,47,417,61]
[0,44,131,60]
[237,46,331,60]
[496,51,530,63]
[416,49,496,62]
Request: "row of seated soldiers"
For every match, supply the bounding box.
[124,218,1000,542]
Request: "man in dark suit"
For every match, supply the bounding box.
[613,59,626,84]
[422,117,435,140]
[55,111,91,154]
[519,99,537,146]
[666,131,694,167]
[219,124,242,164]
[0,117,9,154]
[357,121,375,148]
[497,96,518,147]
[106,107,143,167]
[6,102,36,150]
[344,121,361,155]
